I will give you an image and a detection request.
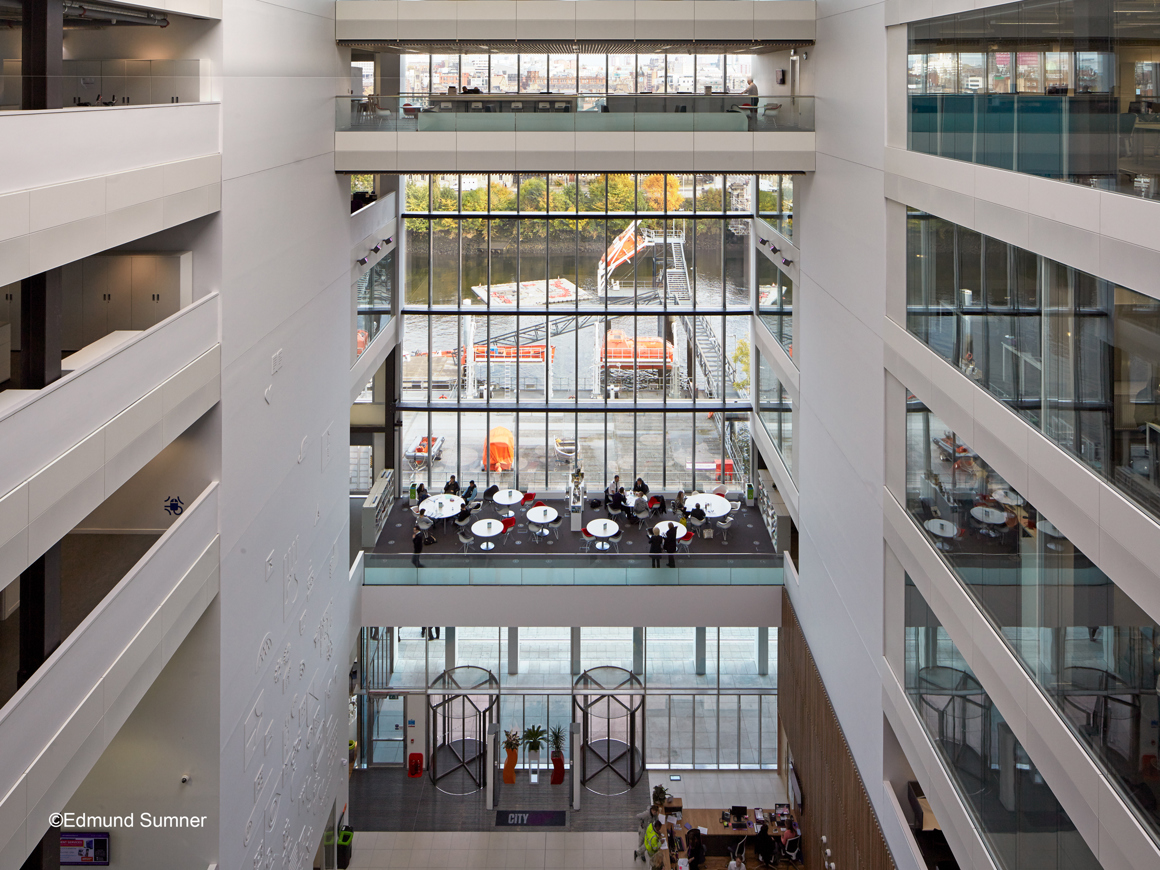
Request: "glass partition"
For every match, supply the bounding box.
[756,351,793,475]
[904,397,1160,842]
[907,0,1160,198]
[355,250,395,361]
[904,577,1101,870]
[757,254,793,361]
[906,207,1160,524]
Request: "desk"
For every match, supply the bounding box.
[659,808,787,870]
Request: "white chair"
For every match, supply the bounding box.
[457,530,475,554]
[729,500,742,514]
[761,100,781,128]
[454,514,472,531]
[608,530,623,554]
[712,484,728,495]
[716,516,734,544]
[528,522,543,543]
[548,516,563,539]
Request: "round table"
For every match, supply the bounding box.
[653,520,686,537]
[924,518,958,550]
[686,493,731,518]
[970,506,1008,525]
[526,505,558,536]
[992,489,1024,508]
[586,518,618,550]
[1037,519,1064,538]
[472,518,504,550]
[420,494,464,519]
[493,489,524,518]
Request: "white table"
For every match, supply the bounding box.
[924,518,958,550]
[526,505,558,535]
[420,494,464,519]
[992,489,1024,508]
[686,493,731,518]
[970,506,1008,525]
[472,518,504,550]
[654,520,686,537]
[1037,519,1064,538]
[586,518,618,550]
[493,488,524,517]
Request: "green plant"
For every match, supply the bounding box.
[502,729,521,753]
[652,784,671,807]
[522,724,547,752]
[548,724,567,754]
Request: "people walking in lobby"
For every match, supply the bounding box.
[649,531,663,567]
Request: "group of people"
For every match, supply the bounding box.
[411,477,482,566]
[634,801,798,868]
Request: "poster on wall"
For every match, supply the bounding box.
[60,832,110,865]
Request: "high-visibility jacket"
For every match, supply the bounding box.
[644,824,662,855]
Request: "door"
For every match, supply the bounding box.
[81,258,110,346]
[105,256,134,333]
[368,695,407,765]
[0,282,19,352]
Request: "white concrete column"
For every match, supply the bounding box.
[633,627,645,675]
[571,627,582,675]
[695,627,707,676]
[757,626,769,676]
[445,626,456,671]
[508,627,519,675]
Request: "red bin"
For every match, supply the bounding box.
[408,753,424,778]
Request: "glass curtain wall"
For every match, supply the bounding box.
[756,351,793,475]
[400,173,755,493]
[356,251,395,360]
[400,53,756,97]
[906,207,1160,524]
[904,396,1160,841]
[757,174,795,241]
[757,255,793,361]
[362,626,777,769]
[906,0,1160,197]
[904,577,1101,870]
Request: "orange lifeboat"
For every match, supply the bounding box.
[598,330,675,371]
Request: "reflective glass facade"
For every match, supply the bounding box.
[400,173,754,492]
[904,397,1160,841]
[756,351,793,476]
[757,254,794,361]
[906,208,1160,523]
[757,173,795,241]
[905,577,1101,870]
[907,0,1160,198]
[356,251,394,359]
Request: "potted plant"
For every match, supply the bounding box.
[548,725,567,785]
[522,724,547,772]
[652,784,671,809]
[502,729,520,784]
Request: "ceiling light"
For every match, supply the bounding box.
[357,257,369,266]
[372,244,382,253]
[781,257,793,266]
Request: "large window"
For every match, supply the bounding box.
[398,173,756,491]
[355,251,395,360]
[756,352,793,476]
[906,0,1160,197]
[397,52,758,97]
[757,254,793,361]
[904,397,1160,842]
[757,174,794,241]
[904,577,1100,870]
[906,207,1160,524]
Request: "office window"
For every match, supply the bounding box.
[519,54,547,93]
[904,397,1160,843]
[491,54,518,93]
[904,578,1101,870]
[906,207,1160,524]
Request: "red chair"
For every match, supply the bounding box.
[580,529,595,552]
[521,492,537,508]
[501,516,517,543]
[678,530,695,555]
[532,499,546,509]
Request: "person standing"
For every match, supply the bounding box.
[649,531,664,568]
[743,77,758,97]
[633,804,659,862]
[412,524,424,568]
[643,818,664,868]
[664,525,678,568]
[605,474,621,506]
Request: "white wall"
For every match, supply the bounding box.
[65,601,220,869]
[214,0,355,867]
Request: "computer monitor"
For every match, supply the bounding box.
[731,805,748,820]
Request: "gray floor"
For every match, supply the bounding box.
[0,533,160,708]
[349,764,649,833]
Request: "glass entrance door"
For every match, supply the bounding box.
[368,694,406,765]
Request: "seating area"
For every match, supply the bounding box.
[375,491,775,558]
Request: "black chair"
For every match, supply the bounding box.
[781,836,802,867]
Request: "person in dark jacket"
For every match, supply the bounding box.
[634,477,649,495]
[416,483,429,502]
[685,828,707,870]
[411,525,424,567]
[753,824,776,867]
[663,525,678,567]
[649,532,664,567]
[444,475,460,495]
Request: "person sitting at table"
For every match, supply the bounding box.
[444,475,460,495]
[416,483,429,502]
[753,824,777,867]
[780,820,798,847]
[674,490,687,515]
[462,480,478,502]
[634,477,649,495]
[685,828,707,870]
[610,488,628,511]
[634,493,649,514]
[688,504,706,523]
[455,504,473,523]
[605,475,622,506]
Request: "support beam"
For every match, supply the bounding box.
[695,627,707,676]
[507,627,518,675]
[17,545,61,687]
[20,269,63,390]
[444,626,456,671]
[571,627,581,675]
[21,0,63,110]
[757,626,769,676]
[632,627,644,675]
